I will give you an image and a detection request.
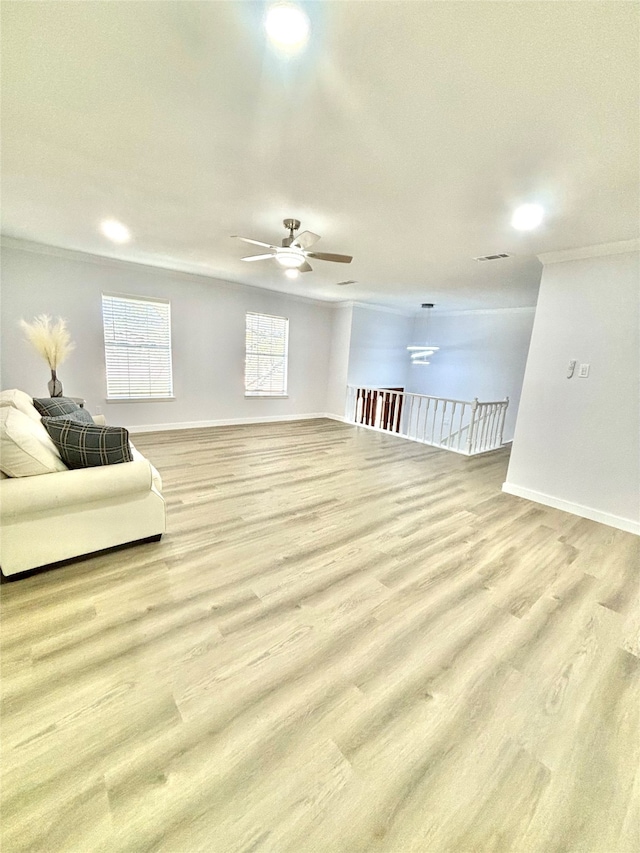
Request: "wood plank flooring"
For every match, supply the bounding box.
[1,418,638,853]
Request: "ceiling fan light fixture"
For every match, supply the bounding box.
[275,248,304,268]
[232,220,349,274]
[285,268,299,279]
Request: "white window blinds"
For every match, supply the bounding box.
[102,294,173,399]
[245,312,289,396]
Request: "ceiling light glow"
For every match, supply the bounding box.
[511,203,544,231]
[275,248,304,268]
[100,219,131,243]
[285,268,299,279]
[264,3,310,50]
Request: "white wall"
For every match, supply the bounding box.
[0,241,334,429]
[504,247,639,534]
[405,308,536,441]
[325,302,353,418]
[346,304,413,389]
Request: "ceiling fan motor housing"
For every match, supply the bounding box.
[282,218,301,247]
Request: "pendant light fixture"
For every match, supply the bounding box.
[407,303,439,365]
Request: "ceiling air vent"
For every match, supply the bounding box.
[336,279,357,286]
[473,253,512,262]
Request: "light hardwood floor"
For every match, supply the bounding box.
[1,419,638,853]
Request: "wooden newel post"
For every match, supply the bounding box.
[466,398,479,455]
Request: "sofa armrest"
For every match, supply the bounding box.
[0,459,154,518]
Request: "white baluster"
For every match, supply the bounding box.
[493,403,501,449]
[479,404,489,451]
[498,398,508,447]
[448,402,457,447]
[457,402,465,450]
[486,405,494,450]
[466,398,479,454]
[491,404,499,449]
[423,397,431,443]
[430,398,437,444]
[439,400,447,446]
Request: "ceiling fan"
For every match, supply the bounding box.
[232,219,353,274]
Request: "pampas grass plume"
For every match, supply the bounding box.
[20,314,76,370]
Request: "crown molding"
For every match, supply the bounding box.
[0,236,335,309]
[345,300,415,317]
[414,306,537,318]
[538,238,640,265]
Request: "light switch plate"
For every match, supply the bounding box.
[578,363,590,378]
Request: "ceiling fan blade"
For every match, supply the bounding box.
[306,251,353,264]
[298,261,313,273]
[241,253,276,262]
[292,230,320,250]
[232,236,276,249]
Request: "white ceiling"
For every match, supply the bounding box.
[1,1,638,311]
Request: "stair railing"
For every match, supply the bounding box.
[346,386,509,456]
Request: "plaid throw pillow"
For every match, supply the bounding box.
[42,419,133,469]
[43,408,95,426]
[32,397,81,418]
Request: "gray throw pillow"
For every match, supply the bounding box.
[32,397,81,418]
[43,408,95,426]
[42,419,133,469]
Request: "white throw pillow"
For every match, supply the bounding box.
[0,407,68,476]
[0,389,41,422]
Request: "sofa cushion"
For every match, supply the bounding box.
[42,419,133,469]
[0,389,41,422]
[44,408,95,426]
[32,397,82,418]
[0,407,68,477]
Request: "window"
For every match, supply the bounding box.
[245,311,289,397]
[102,294,173,400]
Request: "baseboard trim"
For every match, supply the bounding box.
[128,413,343,434]
[502,482,640,535]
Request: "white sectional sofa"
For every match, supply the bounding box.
[0,389,165,577]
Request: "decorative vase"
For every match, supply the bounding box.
[48,369,63,397]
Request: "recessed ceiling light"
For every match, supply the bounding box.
[264,3,310,50]
[100,219,131,243]
[511,204,544,231]
[285,268,299,279]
